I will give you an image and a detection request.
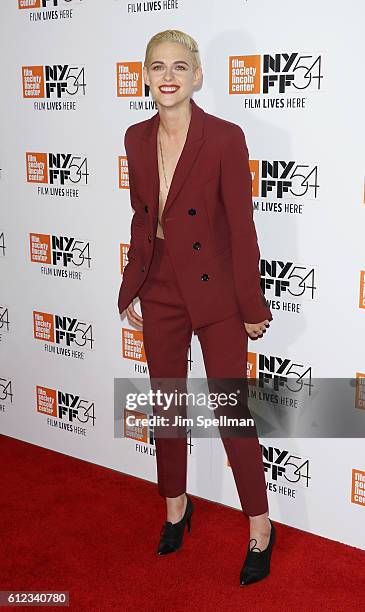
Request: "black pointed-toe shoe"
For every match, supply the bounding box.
[156,494,194,556]
[239,518,276,585]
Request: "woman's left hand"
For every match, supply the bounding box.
[244,319,270,339]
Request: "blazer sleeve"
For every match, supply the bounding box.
[123,127,145,264]
[117,128,145,314]
[220,125,273,324]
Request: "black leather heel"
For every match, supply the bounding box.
[240,518,276,585]
[156,494,194,556]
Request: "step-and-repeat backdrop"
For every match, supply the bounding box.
[1,1,364,550]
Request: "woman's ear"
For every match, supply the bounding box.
[143,65,150,86]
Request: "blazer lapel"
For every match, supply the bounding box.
[141,98,206,223]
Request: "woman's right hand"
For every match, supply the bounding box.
[124,299,143,329]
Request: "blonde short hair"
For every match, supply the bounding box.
[144,29,201,71]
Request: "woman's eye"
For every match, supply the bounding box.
[151,64,186,71]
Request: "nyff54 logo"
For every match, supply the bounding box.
[260,260,317,300]
[248,352,313,393]
[22,65,86,98]
[37,385,95,425]
[30,233,91,269]
[229,53,323,94]
[33,311,94,349]
[261,444,311,488]
[26,152,89,185]
[250,160,319,199]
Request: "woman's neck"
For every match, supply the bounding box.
[157,99,192,140]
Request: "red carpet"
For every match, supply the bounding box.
[1,434,364,611]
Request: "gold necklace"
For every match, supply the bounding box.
[158,133,169,192]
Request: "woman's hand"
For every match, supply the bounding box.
[122,299,143,329]
[244,319,270,339]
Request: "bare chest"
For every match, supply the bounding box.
[157,135,186,214]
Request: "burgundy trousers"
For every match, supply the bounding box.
[138,237,268,516]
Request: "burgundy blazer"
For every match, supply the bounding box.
[118,97,272,330]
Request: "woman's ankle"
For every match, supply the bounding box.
[166,493,187,523]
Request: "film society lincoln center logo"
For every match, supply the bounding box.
[351,469,365,508]
[355,373,365,410]
[124,408,155,451]
[116,61,156,109]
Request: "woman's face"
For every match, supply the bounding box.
[143,41,202,108]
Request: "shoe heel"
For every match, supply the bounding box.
[156,494,194,556]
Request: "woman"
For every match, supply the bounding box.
[118,29,276,585]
